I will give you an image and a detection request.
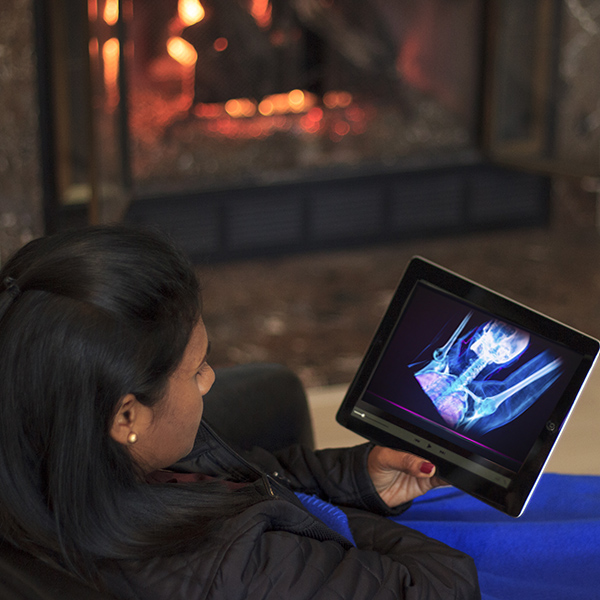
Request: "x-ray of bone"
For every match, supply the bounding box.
[412,312,563,435]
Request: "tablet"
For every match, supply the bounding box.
[336,256,599,516]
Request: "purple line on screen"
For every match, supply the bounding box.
[367,391,516,462]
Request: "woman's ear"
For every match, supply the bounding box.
[110,393,140,446]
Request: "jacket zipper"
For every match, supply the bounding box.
[263,475,277,498]
[204,423,280,499]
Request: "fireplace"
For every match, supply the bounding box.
[38,0,555,260]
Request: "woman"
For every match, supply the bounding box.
[0,226,480,599]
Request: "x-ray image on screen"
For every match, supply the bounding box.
[362,282,582,468]
[411,313,563,436]
[340,257,599,515]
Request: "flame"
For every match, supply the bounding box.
[103,38,120,84]
[89,37,99,59]
[323,91,352,109]
[288,89,306,112]
[250,0,272,28]
[258,90,316,116]
[103,0,119,25]
[178,0,205,26]
[102,37,120,109]
[300,107,323,134]
[167,36,198,67]
[88,0,98,21]
[130,85,372,142]
[194,103,224,118]
[166,37,197,110]
[225,98,257,118]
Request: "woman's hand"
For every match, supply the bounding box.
[367,446,447,508]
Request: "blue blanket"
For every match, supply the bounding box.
[299,474,600,599]
[396,473,600,600]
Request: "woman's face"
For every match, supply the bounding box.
[128,319,215,472]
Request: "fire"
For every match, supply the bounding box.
[102,37,120,109]
[300,107,324,134]
[166,36,197,109]
[102,38,120,83]
[258,90,316,116]
[194,103,224,119]
[103,0,119,25]
[288,89,305,112]
[323,91,353,109]
[89,37,99,59]
[250,0,272,29]
[225,98,257,118]
[88,0,98,21]
[213,37,228,52]
[178,0,205,27]
[167,36,198,67]
[118,0,374,145]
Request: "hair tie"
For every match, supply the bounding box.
[2,277,20,298]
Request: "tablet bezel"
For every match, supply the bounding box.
[336,256,599,517]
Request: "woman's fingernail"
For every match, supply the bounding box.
[420,462,434,474]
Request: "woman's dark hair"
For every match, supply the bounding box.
[0,226,257,586]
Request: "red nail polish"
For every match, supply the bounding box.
[420,462,434,474]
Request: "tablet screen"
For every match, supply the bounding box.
[337,257,598,515]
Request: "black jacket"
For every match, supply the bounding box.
[103,423,480,600]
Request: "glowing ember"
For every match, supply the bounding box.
[88,0,98,21]
[103,0,119,26]
[88,37,99,59]
[288,89,305,112]
[250,0,272,29]
[225,98,257,118]
[102,37,120,109]
[213,37,228,52]
[178,0,205,27]
[258,90,317,117]
[194,103,225,119]
[167,36,198,67]
[323,91,353,109]
[105,0,476,185]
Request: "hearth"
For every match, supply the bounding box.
[37,0,559,260]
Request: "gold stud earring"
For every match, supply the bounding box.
[127,432,138,444]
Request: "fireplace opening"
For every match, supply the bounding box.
[105,0,483,195]
[41,0,554,260]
